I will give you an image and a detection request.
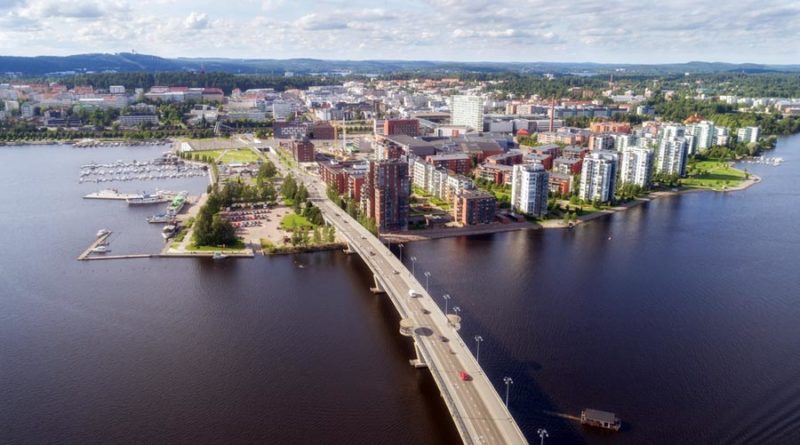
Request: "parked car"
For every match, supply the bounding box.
[459,371,471,381]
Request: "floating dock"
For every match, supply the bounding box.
[77,232,112,260]
[83,189,140,200]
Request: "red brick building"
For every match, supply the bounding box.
[308,121,336,140]
[384,119,420,137]
[425,153,472,175]
[590,121,631,134]
[291,137,315,163]
[453,190,497,226]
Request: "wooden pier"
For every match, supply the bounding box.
[77,232,112,260]
[81,254,153,261]
[83,190,140,200]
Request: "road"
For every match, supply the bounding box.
[264,149,528,445]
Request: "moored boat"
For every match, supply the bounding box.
[580,409,621,431]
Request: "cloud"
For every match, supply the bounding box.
[184,11,209,30]
[0,0,798,63]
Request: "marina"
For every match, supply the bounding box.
[77,230,113,260]
[78,156,207,184]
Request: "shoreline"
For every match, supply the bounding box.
[539,174,762,230]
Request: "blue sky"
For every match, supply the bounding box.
[0,0,798,64]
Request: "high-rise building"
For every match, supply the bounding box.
[510,163,549,217]
[688,120,716,154]
[656,137,689,176]
[620,147,653,188]
[291,137,315,163]
[737,126,760,144]
[364,159,410,232]
[579,151,618,203]
[451,95,483,131]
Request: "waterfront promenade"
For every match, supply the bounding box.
[269,152,529,445]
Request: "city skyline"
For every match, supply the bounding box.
[0,0,799,64]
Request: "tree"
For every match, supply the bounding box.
[312,228,322,245]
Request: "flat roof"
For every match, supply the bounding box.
[583,409,618,424]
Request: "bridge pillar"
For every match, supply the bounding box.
[369,274,385,294]
[409,340,428,368]
[342,241,354,255]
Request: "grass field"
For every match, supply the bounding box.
[280,213,313,231]
[683,161,747,190]
[191,148,262,164]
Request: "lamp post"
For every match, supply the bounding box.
[410,256,417,276]
[537,428,549,445]
[398,243,404,263]
[424,271,431,292]
[443,294,451,314]
[503,377,513,408]
[474,335,483,363]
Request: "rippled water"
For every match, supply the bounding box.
[2,137,799,444]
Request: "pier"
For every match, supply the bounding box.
[83,189,140,200]
[77,232,112,260]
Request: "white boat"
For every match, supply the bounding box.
[96,229,111,238]
[91,245,110,254]
[212,252,229,260]
[126,191,171,206]
[161,224,178,240]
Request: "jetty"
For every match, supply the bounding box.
[77,232,112,260]
[81,254,153,261]
[83,189,139,200]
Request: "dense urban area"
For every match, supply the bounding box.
[2,70,799,247]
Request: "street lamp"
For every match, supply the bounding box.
[398,243,404,263]
[443,294,451,314]
[410,256,417,276]
[537,428,549,445]
[474,335,483,363]
[424,271,431,292]
[503,377,513,408]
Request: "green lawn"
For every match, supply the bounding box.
[280,213,313,231]
[683,161,747,190]
[219,149,262,164]
[186,240,247,252]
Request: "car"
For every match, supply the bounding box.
[361,236,366,240]
[393,270,399,275]
[459,371,471,381]
[439,335,448,342]
[369,251,375,256]
[422,309,431,315]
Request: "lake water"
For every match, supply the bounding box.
[2,137,799,444]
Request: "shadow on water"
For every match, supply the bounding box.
[333,250,462,444]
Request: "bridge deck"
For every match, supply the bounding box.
[269,151,528,445]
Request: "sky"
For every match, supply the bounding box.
[0,0,799,64]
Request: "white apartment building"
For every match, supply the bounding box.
[511,163,549,217]
[451,95,483,131]
[656,137,689,176]
[579,151,618,203]
[620,147,653,188]
[737,126,760,144]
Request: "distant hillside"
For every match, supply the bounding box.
[1,52,799,76]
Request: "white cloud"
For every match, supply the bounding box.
[0,0,797,63]
[184,11,209,30]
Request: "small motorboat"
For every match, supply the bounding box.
[96,229,111,238]
[212,252,228,260]
[91,245,110,254]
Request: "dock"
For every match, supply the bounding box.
[81,254,153,261]
[77,232,112,260]
[83,189,139,200]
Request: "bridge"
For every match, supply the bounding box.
[268,151,529,445]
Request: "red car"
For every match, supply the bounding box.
[459,371,472,381]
